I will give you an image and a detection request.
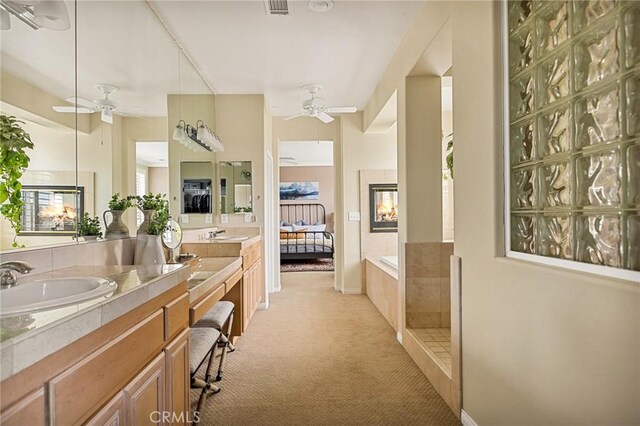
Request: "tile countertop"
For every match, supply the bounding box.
[181,234,261,249]
[187,257,243,303]
[0,263,191,380]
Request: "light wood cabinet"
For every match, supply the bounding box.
[164,330,190,426]
[123,353,166,426]
[0,388,44,426]
[86,391,125,426]
[0,283,190,426]
[241,255,263,331]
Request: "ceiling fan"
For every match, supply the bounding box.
[284,84,357,123]
[52,84,122,124]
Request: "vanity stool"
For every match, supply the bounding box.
[190,327,222,417]
[193,301,235,382]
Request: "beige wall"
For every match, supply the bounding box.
[341,113,397,294]
[363,1,639,423]
[167,94,217,229]
[214,95,265,228]
[359,169,398,263]
[451,3,639,424]
[148,167,169,195]
[279,166,334,231]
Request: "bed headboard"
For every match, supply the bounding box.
[280,204,326,226]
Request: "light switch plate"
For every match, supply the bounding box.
[221,214,228,224]
[179,214,189,224]
[348,211,360,221]
[205,214,213,224]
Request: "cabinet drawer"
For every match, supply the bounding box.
[164,293,189,341]
[242,244,261,269]
[225,268,243,291]
[49,310,164,425]
[0,388,44,426]
[189,284,226,326]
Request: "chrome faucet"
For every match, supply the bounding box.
[208,229,226,239]
[0,261,34,288]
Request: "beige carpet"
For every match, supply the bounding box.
[191,272,459,425]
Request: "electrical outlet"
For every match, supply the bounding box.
[221,214,228,224]
[348,211,360,221]
[179,214,189,224]
[244,213,252,223]
[205,214,213,224]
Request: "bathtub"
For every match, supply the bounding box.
[379,255,398,271]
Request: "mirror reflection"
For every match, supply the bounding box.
[181,162,213,215]
[0,0,213,251]
[219,161,252,214]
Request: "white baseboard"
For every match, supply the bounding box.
[461,410,478,426]
[341,288,362,295]
[258,302,269,310]
[396,331,403,344]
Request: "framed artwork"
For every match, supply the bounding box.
[279,182,319,200]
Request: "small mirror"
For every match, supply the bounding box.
[162,219,182,264]
[181,162,213,214]
[219,161,252,214]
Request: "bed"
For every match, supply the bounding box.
[279,203,334,263]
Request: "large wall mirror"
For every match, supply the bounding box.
[219,161,252,214]
[0,0,213,251]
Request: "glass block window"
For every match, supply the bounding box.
[506,0,640,275]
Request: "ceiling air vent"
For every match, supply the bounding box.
[264,0,290,16]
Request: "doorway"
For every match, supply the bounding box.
[278,140,335,274]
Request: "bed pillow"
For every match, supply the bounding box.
[298,224,326,233]
[280,230,297,240]
[280,226,293,232]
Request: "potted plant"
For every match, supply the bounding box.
[0,115,34,248]
[133,194,169,265]
[132,193,167,235]
[103,193,133,240]
[77,212,102,241]
[444,133,454,179]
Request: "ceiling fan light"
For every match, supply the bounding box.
[34,0,70,31]
[1,9,11,30]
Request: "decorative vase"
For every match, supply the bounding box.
[134,234,166,265]
[137,210,154,235]
[103,210,130,240]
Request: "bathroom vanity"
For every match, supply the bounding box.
[0,249,250,425]
[182,235,264,338]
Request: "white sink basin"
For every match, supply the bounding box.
[211,236,248,241]
[0,277,117,316]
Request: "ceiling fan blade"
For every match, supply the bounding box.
[325,106,357,114]
[101,109,114,124]
[52,106,93,113]
[65,97,97,109]
[284,113,305,121]
[316,112,334,124]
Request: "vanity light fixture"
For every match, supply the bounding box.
[172,120,224,153]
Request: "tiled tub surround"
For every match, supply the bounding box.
[0,263,191,380]
[364,257,399,332]
[405,242,453,328]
